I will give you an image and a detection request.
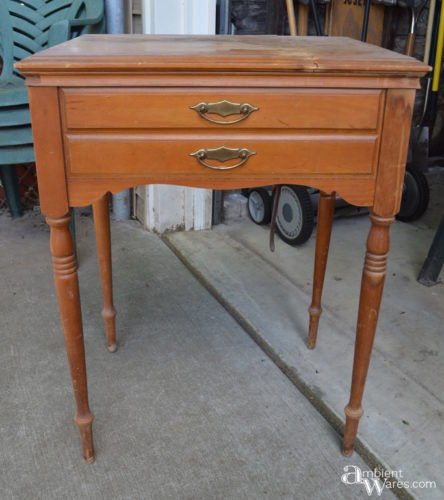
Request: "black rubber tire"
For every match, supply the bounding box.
[396,163,430,222]
[248,188,272,225]
[275,185,315,246]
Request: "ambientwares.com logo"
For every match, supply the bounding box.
[341,465,437,496]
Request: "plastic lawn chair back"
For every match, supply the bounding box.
[0,0,105,216]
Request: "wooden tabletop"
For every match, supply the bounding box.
[16,35,430,76]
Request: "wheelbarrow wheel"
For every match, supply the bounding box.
[248,188,272,225]
[275,185,314,246]
[396,163,430,222]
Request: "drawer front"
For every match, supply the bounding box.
[65,133,378,178]
[61,88,383,131]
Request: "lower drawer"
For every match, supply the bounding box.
[65,133,378,179]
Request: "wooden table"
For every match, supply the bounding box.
[17,35,429,463]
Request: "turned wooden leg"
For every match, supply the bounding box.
[342,213,393,456]
[47,214,94,463]
[308,191,335,349]
[92,195,117,352]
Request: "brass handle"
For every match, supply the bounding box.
[190,146,256,170]
[190,100,258,125]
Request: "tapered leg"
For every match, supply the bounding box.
[342,213,393,456]
[308,191,335,349]
[47,214,94,463]
[92,195,117,352]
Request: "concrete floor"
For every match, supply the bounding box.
[165,168,444,500]
[0,211,397,499]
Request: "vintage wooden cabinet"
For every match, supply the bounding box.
[16,35,429,462]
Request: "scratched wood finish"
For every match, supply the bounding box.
[17,35,428,462]
[16,35,427,75]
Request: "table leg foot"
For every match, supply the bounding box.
[47,213,95,463]
[307,191,335,349]
[307,306,321,349]
[342,212,393,455]
[93,195,117,352]
[103,306,117,352]
[74,413,95,463]
[342,405,364,455]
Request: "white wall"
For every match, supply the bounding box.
[141,0,216,233]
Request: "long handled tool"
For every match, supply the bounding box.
[424,0,437,63]
[419,0,439,127]
[426,0,444,126]
[415,0,443,161]
[361,0,372,41]
[399,0,428,56]
[286,0,297,35]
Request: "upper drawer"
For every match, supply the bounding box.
[61,88,383,131]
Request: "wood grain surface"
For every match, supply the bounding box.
[16,35,430,75]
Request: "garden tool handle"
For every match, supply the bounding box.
[405,31,416,56]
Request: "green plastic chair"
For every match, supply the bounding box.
[0,0,105,217]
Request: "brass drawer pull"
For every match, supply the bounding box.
[190,146,255,170]
[190,100,258,124]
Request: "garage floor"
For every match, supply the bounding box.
[0,210,395,499]
[165,168,444,500]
